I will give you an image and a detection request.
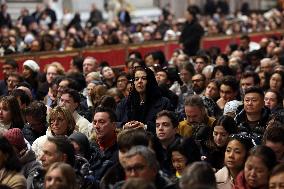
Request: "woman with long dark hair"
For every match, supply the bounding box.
[116,66,171,132]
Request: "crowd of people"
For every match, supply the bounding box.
[0,1,284,56]
[1,1,284,189]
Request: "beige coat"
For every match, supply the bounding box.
[0,169,26,189]
[215,166,234,189]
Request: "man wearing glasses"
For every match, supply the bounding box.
[118,146,175,189]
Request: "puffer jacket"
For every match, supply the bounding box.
[234,107,270,141]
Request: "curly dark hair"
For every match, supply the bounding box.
[126,66,162,121]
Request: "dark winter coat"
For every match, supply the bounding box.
[179,19,204,56]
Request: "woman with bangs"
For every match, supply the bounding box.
[32,106,76,159]
[116,66,171,132]
[0,95,25,134]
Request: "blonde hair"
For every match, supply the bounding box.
[49,106,76,135]
[44,62,65,75]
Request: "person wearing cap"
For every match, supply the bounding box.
[3,128,41,187]
[22,59,40,99]
[179,6,204,56]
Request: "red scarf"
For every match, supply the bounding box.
[97,132,117,151]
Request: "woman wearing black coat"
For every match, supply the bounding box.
[116,66,172,133]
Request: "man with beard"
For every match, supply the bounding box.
[178,95,216,140]
[192,73,206,95]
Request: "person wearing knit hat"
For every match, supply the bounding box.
[3,128,27,152]
[3,128,42,182]
[23,60,40,73]
[22,60,40,99]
